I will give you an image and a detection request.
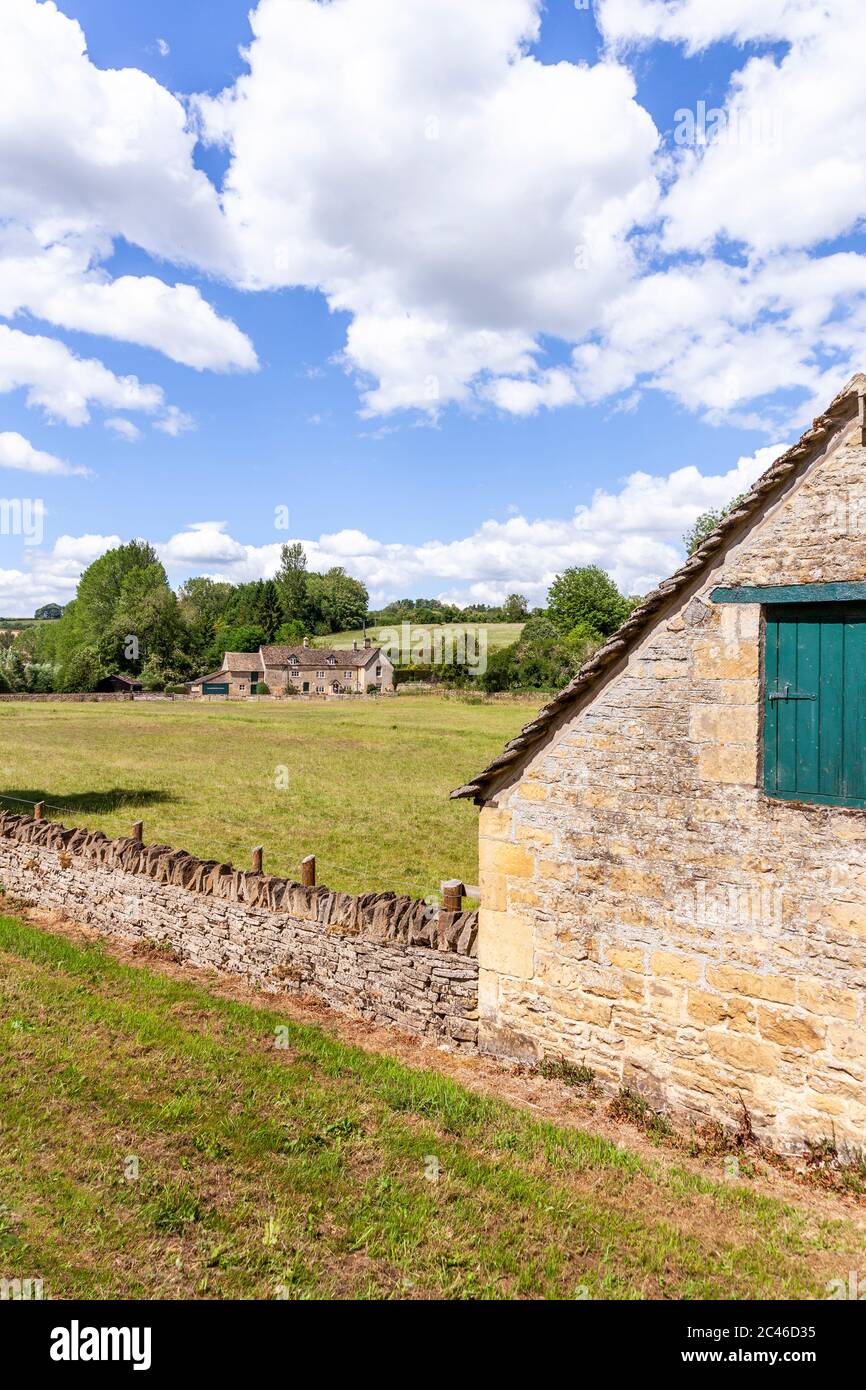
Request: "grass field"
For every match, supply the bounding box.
[0,912,855,1300]
[316,622,525,652]
[0,696,535,898]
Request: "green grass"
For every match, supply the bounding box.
[0,696,534,897]
[316,622,525,652]
[0,914,853,1300]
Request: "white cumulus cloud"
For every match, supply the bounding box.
[0,430,88,475]
[152,447,783,603]
[0,1,255,441]
[1,0,863,452]
[0,446,782,614]
[0,233,257,372]
[153,406,195,436]
[656,1,866,257]
[0,532,121,614]
[196,0,660,415]
[0,323,165,426]
[0,0,230,269]
[572,254,866,429]
[597,0,828,50]
[104,417,142,443]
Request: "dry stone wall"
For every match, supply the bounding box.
[478,427,866,1150]
[0,692,133,703]
[0,811,478,1049]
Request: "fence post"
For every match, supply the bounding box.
[132,821,143,843]
[252,845,263,874]
[301,855,316,888]
[33,801,44,822]
[441,879,464,912]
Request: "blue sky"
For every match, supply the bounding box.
[1,0,864,613]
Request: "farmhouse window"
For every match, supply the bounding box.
[239,684,245,692]
[376,665,382,677]
[344,670,352,678]
[316,670,324,678]
[764,602,866,808]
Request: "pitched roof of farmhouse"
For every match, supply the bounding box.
[222,651,263,670]
[188,668,226,686]
[452,371,866,804]
[260,644,384,669]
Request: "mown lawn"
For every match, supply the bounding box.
[0,915,854,1301]
[0,696,535,897]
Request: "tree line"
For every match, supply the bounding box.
[413,566,638,693]
[0,541,369,693]
[0,501,739,696]
[369,594,530,625]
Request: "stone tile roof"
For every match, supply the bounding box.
[261,644,382,669]
[188,668,229,686]
[452,372,866,804]
[222,652,263,670]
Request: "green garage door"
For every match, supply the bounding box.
[202,682,229,695]
[764,602,866,808]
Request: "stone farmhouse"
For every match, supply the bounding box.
[454,373,866,1150]
[190,637,394,697]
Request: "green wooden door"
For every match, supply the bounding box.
[764,603,866,807]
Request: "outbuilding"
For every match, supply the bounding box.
[95,674,143,694]
[453,374,866,1150]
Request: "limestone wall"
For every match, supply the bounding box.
[0,812,478,1049]
[0,692,133,702]
[478,427,866,1150]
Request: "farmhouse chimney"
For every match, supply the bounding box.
[303,636,309,648]
[352,640,358,651]
[364,636,371,649]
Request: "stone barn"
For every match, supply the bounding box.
[453,374,866,1151]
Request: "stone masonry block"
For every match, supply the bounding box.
[478,805,513,840]
[479,838,535,879]
[693,641,759,680]
[478,908,534,979]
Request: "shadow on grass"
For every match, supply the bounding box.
[0,788,174,817]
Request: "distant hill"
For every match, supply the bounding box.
[0,605,61,631]
[314,622,525,654]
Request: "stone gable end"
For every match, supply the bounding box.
[478,416,866,1150]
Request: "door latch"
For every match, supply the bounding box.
[768,683,816,702]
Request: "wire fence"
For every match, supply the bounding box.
[0,792,71,815]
